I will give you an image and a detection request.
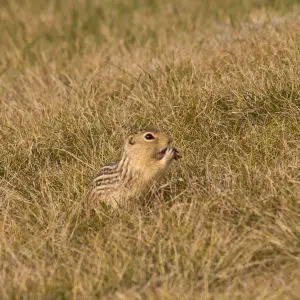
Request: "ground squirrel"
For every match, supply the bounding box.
[87,130,179,210]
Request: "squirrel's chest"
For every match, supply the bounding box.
[123,167,158,193]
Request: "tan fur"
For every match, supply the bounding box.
[87,130,179,210]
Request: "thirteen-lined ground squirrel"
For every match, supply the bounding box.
[87,130,180,210]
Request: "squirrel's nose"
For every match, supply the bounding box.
[168,135,173,144]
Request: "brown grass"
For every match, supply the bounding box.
[0,0,300,299]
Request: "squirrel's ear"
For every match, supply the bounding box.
[128,136,136,145]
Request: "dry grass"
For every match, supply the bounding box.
[1,0,300,299]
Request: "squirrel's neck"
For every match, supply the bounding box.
[117,151,140,185]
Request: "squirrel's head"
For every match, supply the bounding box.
[124,130,179,170]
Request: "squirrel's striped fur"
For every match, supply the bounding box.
[87,130,179,210]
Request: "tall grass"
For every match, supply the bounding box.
[1,0,300,298]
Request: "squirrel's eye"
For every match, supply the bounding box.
[144,133,155,140]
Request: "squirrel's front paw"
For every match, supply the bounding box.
[165,147,180,161]
[172,147,180,160]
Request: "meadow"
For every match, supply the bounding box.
[0,0,300,298]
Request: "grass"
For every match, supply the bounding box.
[1,0,300,298]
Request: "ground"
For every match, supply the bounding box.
[0,0,300,299]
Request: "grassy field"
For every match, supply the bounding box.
[1,0,300,298]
